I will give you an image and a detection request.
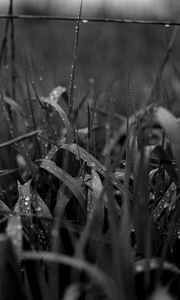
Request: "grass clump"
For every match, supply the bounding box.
[1,1,180,300]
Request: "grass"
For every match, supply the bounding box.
[1,1,180,300]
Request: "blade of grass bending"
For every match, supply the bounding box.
[41,94,73,143]
[154,106,180,185]
[61,143,132,198]
[40,159,86,212]
[68,0,83,123]
[21,251,119,300]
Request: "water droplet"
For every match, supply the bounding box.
[163,202,168,208]
[82,19,88,24]
[35,206,41,212]
[165,24,170,28]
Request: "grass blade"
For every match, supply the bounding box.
[153,106,180,184]
[68,0,83,123]
[41,90,73,143]
[40,159,86,211]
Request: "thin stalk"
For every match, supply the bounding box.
[68,0,83,124]
[9,0,16,101]
[147,23,180,104]
[0,130,40,149]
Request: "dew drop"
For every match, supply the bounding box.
[165,24,170,28]
[163,202,168,208]
[82,19,88,24]
[35,206,42,212]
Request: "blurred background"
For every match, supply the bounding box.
[0,0,180,118]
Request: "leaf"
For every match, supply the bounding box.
[61,143,131,198]
[133,147,152,256]
[85,170,104,230]
[154,106,180,183]
[41,87,73,142]
[40,159,86,211]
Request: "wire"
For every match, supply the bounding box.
[0,14,178,26]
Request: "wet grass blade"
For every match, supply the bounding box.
[40,159,86,211]
[154,106,180,184]
[68,0,83,123]
[133,148,152,256]
[41,91,73,143]
[9,0,16,100]
[21,251,119,300]
[61,143,131,197]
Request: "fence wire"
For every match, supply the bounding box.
[0,14,178,26]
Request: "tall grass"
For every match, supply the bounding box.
[0,1,180,300]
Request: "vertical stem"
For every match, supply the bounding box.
[10,0,16,101]
[68,0,83,124]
